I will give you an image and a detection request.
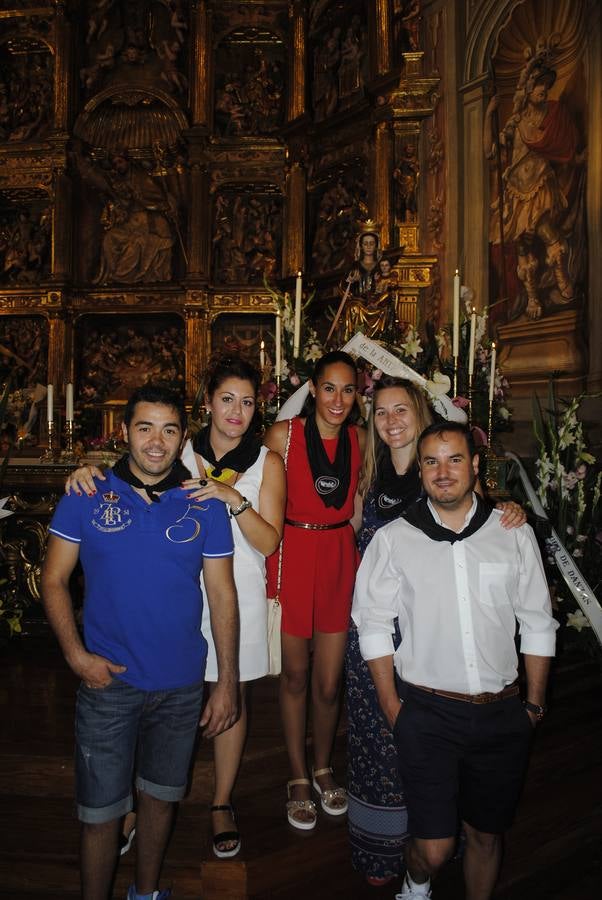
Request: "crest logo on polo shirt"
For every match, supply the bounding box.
[315,475,339,495]
[378,493,402,509]
[92,495,132,533]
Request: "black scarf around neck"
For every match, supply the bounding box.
[113,454,191,503]
[403,493,493,543]
[374,457,422,522]
[304,412,351,509]
[192,422,262,478]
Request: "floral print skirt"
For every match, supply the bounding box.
[345,622,408,879]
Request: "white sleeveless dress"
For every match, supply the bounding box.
[181,440,269,682]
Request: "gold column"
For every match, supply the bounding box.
[185,306,207,399]
[374,0,392,76]
[287,1,305,121]
[51,169,72,281]
[53,0,70,132]
[187,162,209,279]
[283,161,306,276]
[372,120,392,246]
[47,309,67,392]
[190,0,210,127]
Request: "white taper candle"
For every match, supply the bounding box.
[489,342,497,404]
[66,383,74,421]
[468,309,476,377]
[452,269,460,358]
[293,272,302,359]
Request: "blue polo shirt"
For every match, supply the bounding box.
[48,471,234,691]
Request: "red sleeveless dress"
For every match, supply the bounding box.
[266,416,361,638]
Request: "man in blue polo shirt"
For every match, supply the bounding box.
[42,385,239,900]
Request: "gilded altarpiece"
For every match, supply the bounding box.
[304,0,441,342]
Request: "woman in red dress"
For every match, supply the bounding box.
[265,351,364,830]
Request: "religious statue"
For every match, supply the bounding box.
[312,27,341,121]
[400,0,421,52]
[338,17,364,101]
[484,39,586,321]
[78,151,179,284]
[393,143,420,223]
[339,224,399,342]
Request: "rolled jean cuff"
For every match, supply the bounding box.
[136,774,187,802]
[77,792,132,824]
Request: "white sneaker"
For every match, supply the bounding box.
[395,875,432,899]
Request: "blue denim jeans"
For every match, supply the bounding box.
[75,677,203,824]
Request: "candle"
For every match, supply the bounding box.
[66,383,74,421]
[275,310,282,378]
[293,271,302,359]
[452,269,460,358]
[259,338,265,371]
[47,384,53,422]
[468,308,476,377]
[488,342,497,404]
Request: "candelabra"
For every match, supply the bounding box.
[61,419,77,463]
[468,374,474,427]
[452,356,459,398]
[485,396,498,492]
[40,420,57,462]
[275,375,282,412]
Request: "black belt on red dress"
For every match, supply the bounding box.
[285,518,350,531]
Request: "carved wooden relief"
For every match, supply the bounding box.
[308,0,368,122]
[213,27,286,137]
[211,185,283,285]
[75,312,185,420]
[80,0,189,100]
[309,163,368,277]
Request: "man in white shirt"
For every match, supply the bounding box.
[352,422,557,900]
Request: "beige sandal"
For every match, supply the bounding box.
[311,767,348,816]
[286,778,317,831]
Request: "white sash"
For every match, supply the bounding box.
[506,451,602,647]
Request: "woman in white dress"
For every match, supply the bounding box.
[180,355,285,857]
[64,356,285,860]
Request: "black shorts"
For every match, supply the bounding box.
[393,682,533,838]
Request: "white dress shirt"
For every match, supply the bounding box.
[352,495,557,695]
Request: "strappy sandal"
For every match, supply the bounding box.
[210,803,241,858]
[311,767,348,816]
[286,778,317,831]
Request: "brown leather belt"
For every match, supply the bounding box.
[409,682,520,705]
[285,518,350,531]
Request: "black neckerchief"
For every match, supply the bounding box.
[192,422,262,477]
[403,493,493,543]
[374,457,422,522]
[113,454,191,503]
[304,412,351,509]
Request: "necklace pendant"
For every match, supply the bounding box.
[206,464,237,483]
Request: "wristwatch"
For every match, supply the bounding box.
[523,700,547,721]
[230,496,252,517]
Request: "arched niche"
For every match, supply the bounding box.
[0,32,54,143]
[460,0,600,391]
